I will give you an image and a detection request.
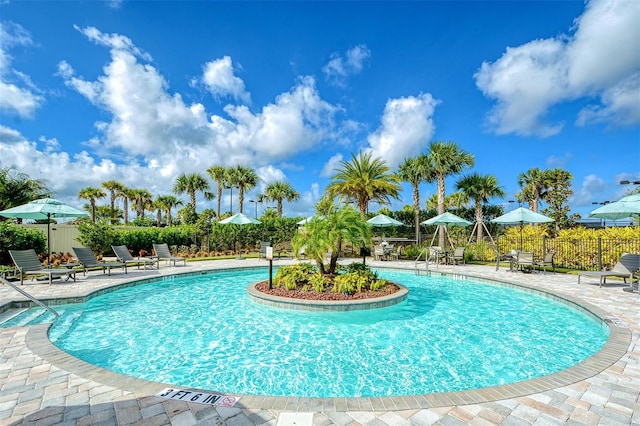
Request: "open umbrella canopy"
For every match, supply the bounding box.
[0,198,89,259]
[367,213,403,227]
[421,212,472,226]
[0,198,88,220]
[589,194,640,220]
[219,212,261,225]
[296,215,324,225]
[490,207,554,225]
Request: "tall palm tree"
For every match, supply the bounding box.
[325,151,401,214]
[456,173,505,241]
[155,195,183,226]
[231,165,259,214]
[130,189,154,218]
[424,141,475,247]
[102,180,124,225]
[224,166,240,214]
[207,165,228,219]
[120,186,134,224]
[173,172,210,212]
[263,181,300,217]
[396,155,430,243]
[517,167,549,212]
[78,186,106,223]
[0,167,50,211]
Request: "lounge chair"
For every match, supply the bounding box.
[111,245,159,269]
[9,249,77,285]
[535,250,556,274]
[578,253,640,287]
[73,247,127,276]
[152,243,186,267]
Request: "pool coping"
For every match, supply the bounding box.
[18,265,632,411]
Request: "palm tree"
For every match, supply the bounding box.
[155,195,183,226]
[325,151,401,214]
[78,186,106,223]
[0,167,50,211]
[173,172,211,212]
[424,141,475,247]
[263,181,300,217]
[291,204,372,275]
[517,167,549,213]
[130,189,154,218]
[231,165,259,214]
[396,155,430,243]
[456,173,505,241]
[207,165,228,219]
[102,180,124,225]
[120,186,134,224]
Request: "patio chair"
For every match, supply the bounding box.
[73,247,127,276]
[427,246,445,267]
[451,247,466,265]
[111,245,159,270]
[152,243,186,267]
[515,251,535,272]
[535,250,556,274]
[9,249,77,285]
[389,245,402,261]
[374,245,387,261]
[578,253,640,287]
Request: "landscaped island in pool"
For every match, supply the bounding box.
[31,267,609,398]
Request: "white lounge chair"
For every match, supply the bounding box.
[578,253,640,287]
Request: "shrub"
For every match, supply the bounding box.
[0,221,47,264]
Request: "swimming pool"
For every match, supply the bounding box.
[37,268,608,398]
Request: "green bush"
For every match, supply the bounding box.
[0,221,47,264]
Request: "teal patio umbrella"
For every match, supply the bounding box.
[589,194,640,221]
[491,207,554,249]
[219,213,261,258]
[421,212,473,249]
[367,214,403,241]
[0,198,89,259]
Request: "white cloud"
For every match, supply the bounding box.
[366,93,439,168]
[201,56,251,104]
[322,44,371,87]
[321,153,343,178]
[475,0,640,137]
[546,152,573,168]
[570,174,606,207]
[0,22,44,117]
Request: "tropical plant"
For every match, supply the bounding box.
[120,186,134,224]
[78,186,106,223]
[291,204,372,275]
[129,188,154,219]
[397,155,430,243]
[541,168,574,232]
[230,165,258,214]
[263,181,300,217]
[173,172,211,212]
[456,172,505,241]
[102,180,124,224]
[325,151,401,214]
[207,165,228,219]
[0,167,51,212]
[423,141,475,247]
[155,195,183,227]
[517,167,550,212]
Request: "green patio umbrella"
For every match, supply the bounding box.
[589,194,640,221]
[219,212,261,259]
[421,212,473,249]
[0,198,89,259]
[367,213,403,241]
[491,207,554,249]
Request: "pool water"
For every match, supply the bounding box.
[35,269,610,397]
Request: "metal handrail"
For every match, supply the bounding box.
[414,249,428,273]
[0,277,59,317]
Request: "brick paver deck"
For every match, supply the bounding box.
[1,258,638,425]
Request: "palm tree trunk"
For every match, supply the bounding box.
[157,210,162,227]
[216,186,222,219]
[238,186,244,213]
[166,209,172,226]
[475,201,483,241]
[437,175,446,248]
[413,184,420,243]
[190,192,197,211]
[277,200,283,217]
[123,199,129,224]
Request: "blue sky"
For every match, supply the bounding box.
[1,0,639,220]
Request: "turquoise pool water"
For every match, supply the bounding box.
[13,268,609,398]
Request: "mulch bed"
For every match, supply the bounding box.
[254,280,400,301]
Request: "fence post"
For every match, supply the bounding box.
[597,237,602,271]
[542,236,547,256]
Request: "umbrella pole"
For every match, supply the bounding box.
[520,222,523,251]
[47,213,51,264]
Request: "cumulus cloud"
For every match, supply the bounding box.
[546,152,573,168]
[0,22,44,117]
[321,153,343,178]
[475,0,640,137]
[570,174,606,207]
[366,93,439,168]
[56,26,338,182]
[322,44,371,87]
[201,56,251,104]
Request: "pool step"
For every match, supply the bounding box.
[0,308,29,326]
